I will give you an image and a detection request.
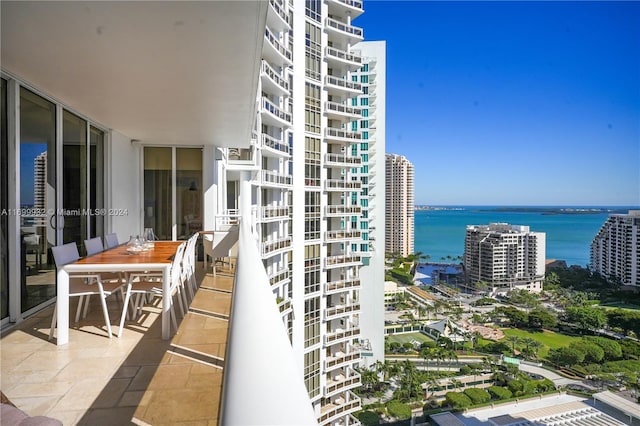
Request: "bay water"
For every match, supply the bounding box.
[413,206,637,267]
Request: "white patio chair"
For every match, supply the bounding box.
[49,242,125,340]
[117,242,187,338]
[181,233,199,301]
[84,236,125,284]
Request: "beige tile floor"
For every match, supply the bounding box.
[1,264,234,425]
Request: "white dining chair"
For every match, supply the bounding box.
[49,242,124,340]
[118,242,187,338]
[181,233,199,301]
[104,233,119,249]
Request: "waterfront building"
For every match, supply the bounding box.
[590,210,640,288]
[385,153,414,257]
[1,1,383,424]
[464,223,546,293]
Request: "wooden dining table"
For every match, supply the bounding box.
[56,241,183,345]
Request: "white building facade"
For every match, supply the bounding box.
[464,223,546,293]
[385,153,414,257]
[590,210,640,288]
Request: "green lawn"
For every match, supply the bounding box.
[501,328,581,359]
[598,301,640,311]
[387,332,435,345]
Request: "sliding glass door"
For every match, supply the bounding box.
[1,78,8,320]
[144,147,202,240]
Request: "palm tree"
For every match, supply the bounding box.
[420,347,432,372]
[507,335,520,355]
[360,367,379,392]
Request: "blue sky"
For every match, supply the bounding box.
[358,1,640,206]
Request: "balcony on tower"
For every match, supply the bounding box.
[318,391,361,426]
[267,0,290,32]
[324,152,362,168]
[325,179,361,192]
[325,47,363,72]
[259,169,292,188]
[325,17,363,45]
[261,60,289,96]
[261,96,292,128]
[325,253,361,269]
[325,74,362,95]
[325,276,361,294]
[261,236,292,258]
[325,101,362,122]
[325,127,362,144]
[325,229,362,244]
[261,133,290,158]
[325,204,362,217]
[259,205,291,222]
[326,0,364,20]
[263,27,292,66]
[325,302,360,321]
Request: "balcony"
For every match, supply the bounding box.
[260,169,292,188]
[261,60,289,96]
[326,254,361,269]
[263,27,292,66]
[325,277,360,294]
[261,236,292,257]
[261,97,292,128]
[325,127,361,144]
[325,153,362,168]
[323,371,361,397]
[269,267,291,288]
[325,179,361,191]
[325,229,361,243]
[318,397,360,425]
[226,146,258,170]
[324,47,362,71]
[325,75,362,95]
[267,0,290,32]
[277,298,293,316]
[325,303,360,320]
[326,0,364,19]
[325,17,363,45]
[261,133,290,158]
[325,101,362,121]
[259,205,291,222]
[325,205,362,216]
[324,351,361,371]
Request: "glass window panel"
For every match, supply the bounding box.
[176,148,202,238]
[89,126,104,238]
[62,110,87,247]
[144,147,172,240]
[19,87,57,313]
[1,78,7,319]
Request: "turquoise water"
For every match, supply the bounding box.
[413,206,638,267]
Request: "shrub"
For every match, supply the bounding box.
[386,400,411,420]
[445,392,472,410]
[487,386,512,400]
[583,336,623,360]
[357,410,381,426]
[458,365,471,375]
[463,388,491,404]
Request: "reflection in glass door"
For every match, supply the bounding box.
[143,147,202,240]
[19,87,57,313]
[1,78,8,320]
[62,110,87,250]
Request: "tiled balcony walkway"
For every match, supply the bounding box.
[1,264,234,425]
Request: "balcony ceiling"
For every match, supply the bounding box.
[1,1,267,147]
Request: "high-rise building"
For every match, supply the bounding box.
[464,223,546,293]
[385,153,414,257]
[220,2,384,424]
[590,210,640,288]
[33,152,47,210]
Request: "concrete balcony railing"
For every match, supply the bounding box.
[325,17,363,40]
[259,205,291,221]
[325,205,362,216]
[325,46,362,67]
[323,371,361,396]
[325,179,361,191]
[325,229,361,242]
[325,277,360,294]
[325,127,361,143]
[325,101,361,119]
[325,153,362,168]
[325,254,361,269]
[324,327,361,346]
[261,60,289,94]
[260,169,292,187]
[269,267,290,288]
[264,27,292,64]
[324,351,361,371]
[330,0,363,13]
[260,236,292,257]
[325,303,360,320]
[261,133,290,156]
[318,398,360,425]
[325,74,362,93]
[267,0,290,30]
[261,97,292,126]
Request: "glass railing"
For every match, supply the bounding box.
[261,60,289,92]
[325,153,362,166]
[325,277,360,292]
[325,127,361,141]
[261,169,292,186]
[264,28,292,61]
[262,133,290,155]
[325,17,363,38]
[326,254,361,267]
[325,179,362,190]
[325,47,362,65]
[262,97,292,124]
[268,0,290,26]
[325,101,361,117]
[326,230,361,241]
[325,205,362,215]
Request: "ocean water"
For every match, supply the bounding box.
[413,206,638,267]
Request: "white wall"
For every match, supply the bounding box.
[107,130,141,241]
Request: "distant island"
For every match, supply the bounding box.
[414,206,634,215]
